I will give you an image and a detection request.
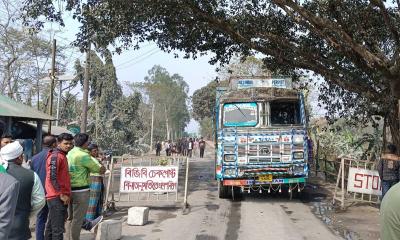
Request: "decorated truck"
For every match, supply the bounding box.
[215,77,310,199]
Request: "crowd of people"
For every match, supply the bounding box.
[155,137,206,158]
[0,132,107,240]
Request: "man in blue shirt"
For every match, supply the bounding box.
[31,135,57,240]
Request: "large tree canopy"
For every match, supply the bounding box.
[23,0,400,145]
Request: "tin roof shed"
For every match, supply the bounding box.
[0,94,55,153]
[0,94,54,120]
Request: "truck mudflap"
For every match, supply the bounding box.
[223,177,306,186]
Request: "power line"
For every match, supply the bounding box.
[116,49,162,70]
[115,46,159,68]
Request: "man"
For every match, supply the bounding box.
[380,182,400,239]
[31,135,57,240]
[81,143,104,231]
[0,133,12,148]
[0,172,19,239]
[187,138,193,158]
[0,141,45,240]
[44,133,73,240]
[377,144,400,198]
[165,140,171,156]
[199,137,206,158]
[155,141,162,156]
[66,133,105,240]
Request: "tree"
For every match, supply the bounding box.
[0,0,70,109]
[131,65,190,142]
[74,49,141,154]
[23,0,400,146]
[192,81,218,122]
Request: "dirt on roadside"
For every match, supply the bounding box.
[303,176,380,240]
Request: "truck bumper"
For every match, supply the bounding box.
[223,177,306,186]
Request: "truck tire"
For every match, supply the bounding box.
[218,180,230,199]
[232,186,242,201]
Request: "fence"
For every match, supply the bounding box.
[103,155,186,210]
[332,157,380,209]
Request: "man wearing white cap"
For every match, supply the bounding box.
[0,141,45,240]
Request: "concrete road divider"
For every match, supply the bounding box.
[95,220,122,240]
[127,207,150,226]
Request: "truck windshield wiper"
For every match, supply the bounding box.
[233,104,249,121]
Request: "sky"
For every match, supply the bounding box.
[52,17,218,134]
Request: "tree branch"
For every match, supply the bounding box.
[273,0,391,75]
[183,2,381,101]
[370,0,400,47]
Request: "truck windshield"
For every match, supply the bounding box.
[270,101,301,125]
[223,102,258,127]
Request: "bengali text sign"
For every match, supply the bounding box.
[120,166,178,193]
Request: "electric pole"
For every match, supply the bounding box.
[81,44,91,133]
[48,39,56,134]
[150,103,155,151]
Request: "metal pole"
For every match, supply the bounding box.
[56,80,62,126]
[183,157,190,211]
[150,103,154,151]
[48,39,56,134]
[81,44,91,133]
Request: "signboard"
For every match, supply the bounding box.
[233,78,292,90]
[347,167,382,196]
[120,166,178,193]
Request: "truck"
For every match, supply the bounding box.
[215,76,310,199]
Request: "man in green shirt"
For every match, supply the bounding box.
[381,181,400,239]
[66,133,105,240]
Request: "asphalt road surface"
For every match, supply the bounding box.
[94,144,343,240]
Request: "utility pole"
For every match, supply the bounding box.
[56,80,62,126]
[150,103,155,151]
[48,39,56,134]
[81,44,91,133]
[164,105,170,140]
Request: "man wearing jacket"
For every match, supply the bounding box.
[45,133,73,240]
[377,144,400,199]
[0,172,19,239]
[0,141,45,240]
[66,133,105,240]
[31,135,57,240]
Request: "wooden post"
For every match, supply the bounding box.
[56,80,62,126]
[35,120,43,153]
[5,117,12,134]
[341,157,345,209]
[48,39,56,134]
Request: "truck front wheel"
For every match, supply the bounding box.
[218,180,230,199]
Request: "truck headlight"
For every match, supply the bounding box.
[292,165,305,174]
[293,135,304,144]
[293,151,304,159]
[224,168,236,176]
[224,154,235,162]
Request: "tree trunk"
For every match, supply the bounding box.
[387,100,400,153]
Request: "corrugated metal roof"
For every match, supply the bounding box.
[0,94,55,120]
[27,123,74,135]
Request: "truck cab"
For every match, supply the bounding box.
[215,77,309,199]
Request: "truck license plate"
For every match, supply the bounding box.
[258,175,273,182]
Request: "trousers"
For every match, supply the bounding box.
[65,191,90,240]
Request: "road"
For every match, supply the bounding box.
[79,145,342,240]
